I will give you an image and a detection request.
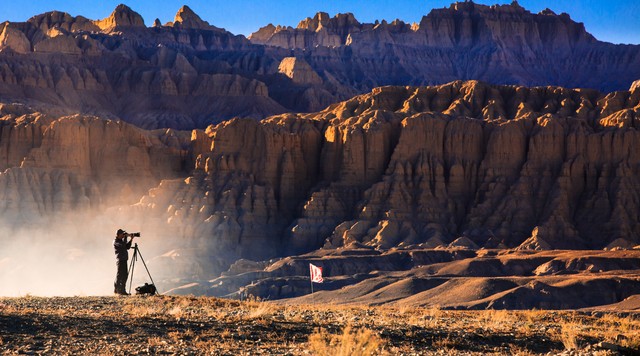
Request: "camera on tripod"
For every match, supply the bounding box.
[126,232,141,237]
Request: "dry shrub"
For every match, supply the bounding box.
[177,297,194,310]
[193,339,218,353]
[167,329,194,343]
[220,329,232,338]
[517,309,545,335]
[423,305,443,321]
[622,333,640,350]
[432,335,456,349]
[282,305,306,323]
[480,309,514,331]
[407,305,442,328]
[246,301,275,320]
[604,313,640,333]
[600,313,640,349]
[522,309,544,324]
[147,336,165,347]
[509,345,535,356]
[560,322,580,350]
[204,306,228,321]
[307,325,387,356]
[122,303,159,318]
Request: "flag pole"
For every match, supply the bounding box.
[310,263,314,295]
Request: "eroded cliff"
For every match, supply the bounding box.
[0,104,191,231]
[1,79,639,286]
[104,80,639,281]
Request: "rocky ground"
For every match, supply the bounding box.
[1,295,638,355]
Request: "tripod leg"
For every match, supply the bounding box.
[127,248,138,295]
[135,247,158,295]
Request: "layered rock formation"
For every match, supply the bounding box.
[1,2,640,300]
[89,80,638,287]
[0,5,290,129]
[0,2,639,130]
[1,79,639,295]
[94,4,145,31]
[278,57,322,85]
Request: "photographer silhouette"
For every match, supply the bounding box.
[113,229,136,295]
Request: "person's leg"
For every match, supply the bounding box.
[115,259,129,294]
[114,261,120,293]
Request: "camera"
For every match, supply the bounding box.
[128,232,141,237]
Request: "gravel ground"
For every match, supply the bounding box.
[0,295,637,355]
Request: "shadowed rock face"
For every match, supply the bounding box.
[0,5,287,130]
[250,2,640,93]
[0,2,639,130]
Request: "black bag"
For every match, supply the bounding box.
[135,283,157,295]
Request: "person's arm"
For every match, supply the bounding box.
[126,235,134,249]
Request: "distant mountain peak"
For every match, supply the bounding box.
[94,4,145,31]
[173,5,210,29]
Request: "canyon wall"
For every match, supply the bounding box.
[108,80,640,279]
[1,2,639,286]
[1,79,639,281]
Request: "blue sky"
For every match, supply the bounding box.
[1,1,638,44]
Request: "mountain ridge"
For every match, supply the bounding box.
[0,2,639,130]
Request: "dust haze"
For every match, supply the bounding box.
[0,181,206,297]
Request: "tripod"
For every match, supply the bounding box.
[127,243,158,295]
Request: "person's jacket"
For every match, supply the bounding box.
[114,237,132,261]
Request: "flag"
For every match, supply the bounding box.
[309,263,323,283]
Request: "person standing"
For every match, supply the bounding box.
[113,229,134,295]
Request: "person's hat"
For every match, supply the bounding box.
[116,229,125,235]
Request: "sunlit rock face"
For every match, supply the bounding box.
[0,2,639,131]
[1,79,639,282]
[100,80,638,279]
